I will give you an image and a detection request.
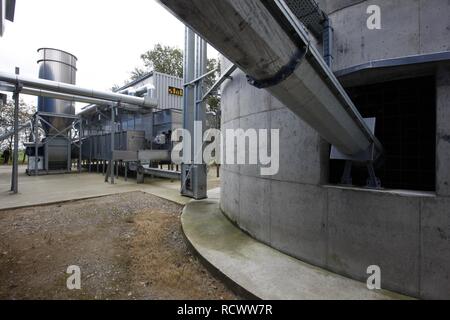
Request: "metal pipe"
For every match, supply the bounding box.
[1,82,155,114]
[0,71,158,108]
[119,84,154,97]
[158,0,382,156]
[22,86,111,106]
[143,166,181,180]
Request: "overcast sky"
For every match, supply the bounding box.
[0,0,217,110]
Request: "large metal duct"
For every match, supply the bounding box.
[0,71,158,108]
[37,48,77,135]
[158,0,382,156]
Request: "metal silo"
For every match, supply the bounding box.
[37,48,77,135]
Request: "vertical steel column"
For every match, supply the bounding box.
[68,129,72,172]
[10,67,20,194]
[110,105,115,184]
[78,119,82,173]
[181,27,208,200]
[194,35,207,164]
[181,27,196,197]
[45,142,48,174]
[89,120,92,173]
[183,27,196,164]
[34,114,39,176]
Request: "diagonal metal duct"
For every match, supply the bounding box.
[158,0,382,156]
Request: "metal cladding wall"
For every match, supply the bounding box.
[125,72,183,110]
[220,0,450,299]
[152,72,183,110]
[81,131,146,161]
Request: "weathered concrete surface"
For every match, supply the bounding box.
[220,64,448,298]
[327,188,421,297]
[436,65,450,197]
[0,165,219,210]
[328,0,450,72]
[238,175,271,241]
[421,197,450,300]
[182,192,411,300]
[271,108,327,185]
[270,181,327,267]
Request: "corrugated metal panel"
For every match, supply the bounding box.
[153,72,183,110]
[126,72,183,110]
[82,131,146,160]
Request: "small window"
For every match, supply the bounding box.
[329,76,436,192]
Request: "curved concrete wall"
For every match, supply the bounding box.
[220,0,450,299]
[322,0,450,72]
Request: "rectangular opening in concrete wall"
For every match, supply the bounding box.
[329,76,436,191]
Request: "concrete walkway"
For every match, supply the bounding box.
[182,189,412,300]
[0,166,192,210]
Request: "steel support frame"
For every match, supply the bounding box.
[181,27,208,200]
[104,104,117,184]
[32,112,82,175]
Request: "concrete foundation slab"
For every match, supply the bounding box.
[0,165,220,210]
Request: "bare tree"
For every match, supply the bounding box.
[0,98,34,163]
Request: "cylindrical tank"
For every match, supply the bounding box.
[37,48,77,136]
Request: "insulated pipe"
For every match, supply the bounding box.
[119,84,154,97]
[158,0,382,156]
[0,83,111,106]
[0,83,146,114]
[0,71,158,109]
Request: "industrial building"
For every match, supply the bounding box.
[1,0,449,301]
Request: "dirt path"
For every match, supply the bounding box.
[0,192,236,300]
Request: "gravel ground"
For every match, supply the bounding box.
[0,192,237,300]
